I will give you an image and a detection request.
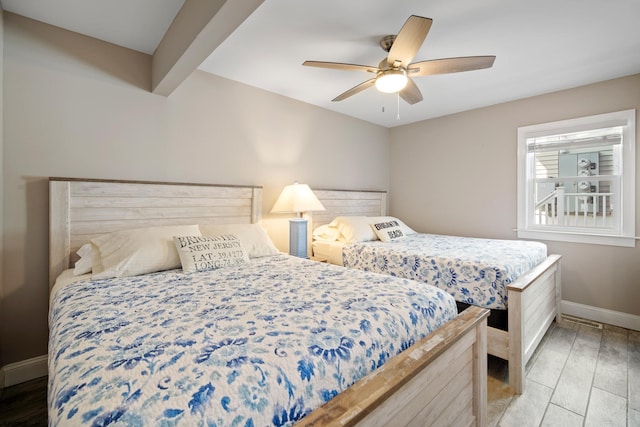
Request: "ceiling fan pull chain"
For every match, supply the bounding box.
[396,92,401,120]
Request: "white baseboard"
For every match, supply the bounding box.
[0,355,48,388]
[561,300,640,331]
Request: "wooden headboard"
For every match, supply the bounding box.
[311,189,388,226]
[49,177,262,289]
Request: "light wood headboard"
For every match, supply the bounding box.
[311,189,388,226]
[49,177,262,289]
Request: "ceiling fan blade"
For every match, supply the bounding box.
[303,61,378,73]
[387,15,432,67]
[409,56,496,76]
[399,78,423,105]
[332,78,376,102]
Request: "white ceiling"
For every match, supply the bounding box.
[3,0,640,128]
[1,0,185,55]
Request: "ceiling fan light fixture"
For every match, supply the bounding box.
[375,69,408,93]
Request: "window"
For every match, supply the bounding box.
[517,109,636,247]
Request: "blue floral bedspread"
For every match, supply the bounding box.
[342,234,547,310]
[49,254,457,426]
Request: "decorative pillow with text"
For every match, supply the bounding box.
[174,234,249,273]
[370,220,406,242]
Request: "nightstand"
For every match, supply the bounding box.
[309,256,328,263]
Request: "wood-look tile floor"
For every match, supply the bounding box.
[1,321,637,426]
[489,320,640,427]
[0,375,47,426]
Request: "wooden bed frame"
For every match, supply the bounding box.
[49,177,489,427]
[311,189,563,394]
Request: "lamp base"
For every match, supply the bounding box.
[288,218,308,258]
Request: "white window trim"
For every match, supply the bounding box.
[517,109,636,247]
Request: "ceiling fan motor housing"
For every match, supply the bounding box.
[379,35,397,52]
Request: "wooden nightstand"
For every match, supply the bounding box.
[309,256,328,263]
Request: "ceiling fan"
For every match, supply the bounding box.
[303,15,496,105]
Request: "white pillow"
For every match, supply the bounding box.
[174,234,249,273]
[329,216,378,243]
[73,243,93,275]
[370,220,407,242]
[91,224,201,279]
[312,224,341,242]
[198,223,279,258]
[91,242,104,275]
[368,216,416,235]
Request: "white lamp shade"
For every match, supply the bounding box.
[271,183,325,214]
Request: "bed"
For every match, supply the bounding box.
[310,189,562,394]
[48,177,489,427]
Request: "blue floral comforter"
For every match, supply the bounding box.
[342,234,547,310]
[49,254,457,426]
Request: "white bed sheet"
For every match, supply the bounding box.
[312,240,346,266]
[49,269,91,307]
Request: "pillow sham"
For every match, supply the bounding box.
[91,243,103,275]
[368,216,416,235]
[312,224,341,242]
[198,223,279,258]
[174,234,249,273]
[329,216,378,243]
[370,220,407,242]
[91,224,201,279]
[73,243,93,276]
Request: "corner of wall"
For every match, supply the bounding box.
[0,1,6,371]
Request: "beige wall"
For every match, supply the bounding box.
[0,13,389,365]
[389,74,640,317]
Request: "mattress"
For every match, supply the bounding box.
[49,254,457,426]
[341,234,547,310]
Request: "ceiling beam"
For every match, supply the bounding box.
[151,0,264,96]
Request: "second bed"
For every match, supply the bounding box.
[311,189,562,394]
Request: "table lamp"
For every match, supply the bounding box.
[271,182,325,258]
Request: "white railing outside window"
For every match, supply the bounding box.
[535,187,614,228]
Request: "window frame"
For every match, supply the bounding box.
[517,109,636,247]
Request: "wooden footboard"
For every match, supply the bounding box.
[487,254,562,394]
[299,306,489,427]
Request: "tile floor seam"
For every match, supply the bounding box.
[600,328,630,398]
[580,328,608,425]
[593,382,628,400]
[548,344,572,392]
[538,399,552,427]
[543,327,579,414]
[552,400,588,420]
[585,335,603,421]
[580,338,600,421]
